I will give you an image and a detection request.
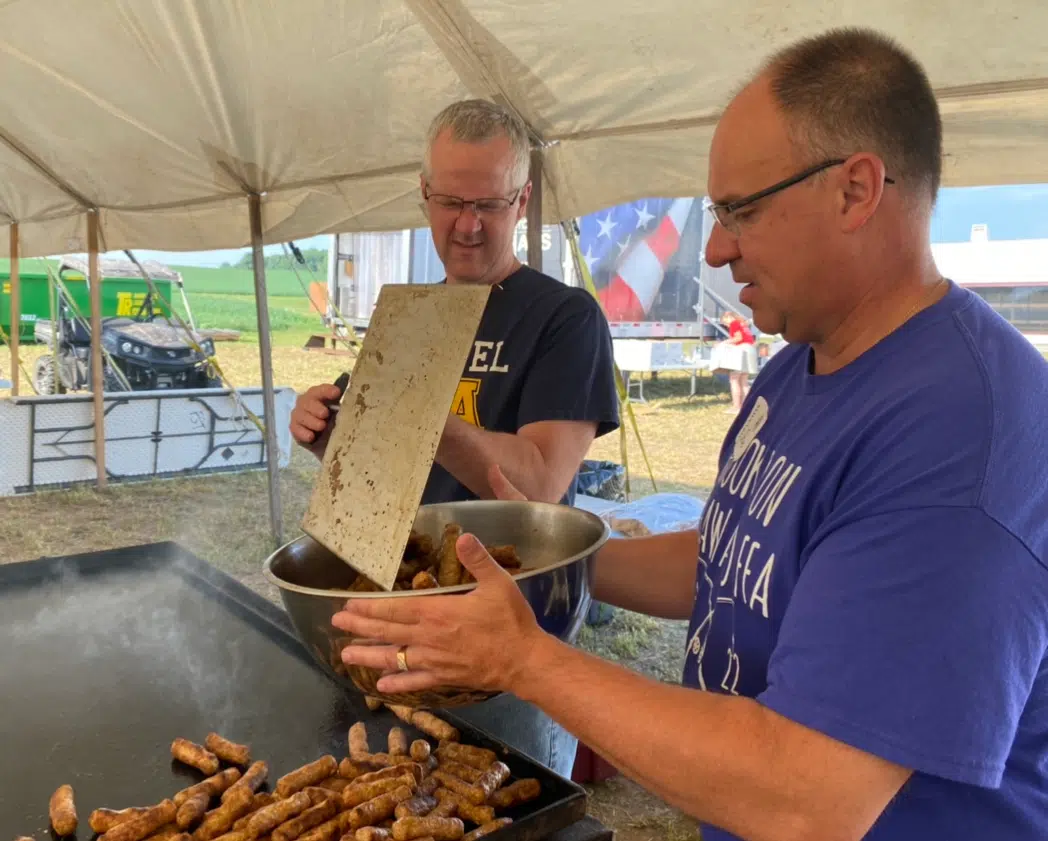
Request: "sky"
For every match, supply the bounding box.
[129,183,1048,268]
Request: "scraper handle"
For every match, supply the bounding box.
[324,371,351,430]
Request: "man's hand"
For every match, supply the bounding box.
[333,533,546,696]
[290,383,342,459]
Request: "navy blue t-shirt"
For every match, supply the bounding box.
[421,266,620,506]
[684,282,1048,839]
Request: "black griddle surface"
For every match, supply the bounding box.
[0,542,601,841]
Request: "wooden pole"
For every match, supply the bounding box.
[526,149,543,271]
[248,194,284,546]
[88,211,106,488]
[9,224,19,396]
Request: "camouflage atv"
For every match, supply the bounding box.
[33,289,221,394]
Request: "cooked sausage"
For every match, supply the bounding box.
[205,732,251,767]
[342,775,416,809]
[97,799,176,841]
[435,758,482,784]
[409,740,432,763]
[171,738,220,775]
[428,772,476,806]
[222,761,268,803]
[486,778,540,809]
[349,722,370,763]
[192,787,255,841]
[244,791,311,837]
[270,797,339,841]
[276,755,338,797]
[462,819,512,841]
[354,830,392,841]
[434,789,494,826]
[394,794,438,820]
[436,524,463,587]
[410,571,439,590]
[348,785,414,831]
[386,707,459,744]
[49,784,77,836]
[432,744,494,772]
[427,793,457,820]
[90,807,153,833]
[388,727,409,757]
[229,793,280,832]
[470,763,510,805]
[175,790,210,830]
[174,768,242,807]
[390,816,464,841]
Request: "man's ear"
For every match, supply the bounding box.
[517,181,533,222]
[837,153,886,233]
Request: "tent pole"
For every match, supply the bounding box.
[87,211,107,488]
[526,149,543,270]
[9,223,20,395]
[248,194,284,546]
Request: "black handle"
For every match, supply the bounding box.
[324,371,351,434]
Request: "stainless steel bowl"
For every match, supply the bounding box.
[264,500,610,708]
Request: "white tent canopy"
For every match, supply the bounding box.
[1,0,1047,259]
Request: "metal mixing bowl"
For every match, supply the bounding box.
[263,500,610,708]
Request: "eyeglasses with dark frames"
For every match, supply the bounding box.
[704,158,895,235]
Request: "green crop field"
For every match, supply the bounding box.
[172,265,316,297]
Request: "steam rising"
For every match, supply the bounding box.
[8,557,246,734]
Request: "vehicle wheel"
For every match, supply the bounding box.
[34,355,57,395]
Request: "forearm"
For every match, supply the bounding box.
[515,640,827,841]
[435,417,556,502]
[592,530,699,620]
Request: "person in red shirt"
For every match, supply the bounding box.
[719,310,758,413]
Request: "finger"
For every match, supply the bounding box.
[308,383,343,402]
[331,610,418,645]
[340,642,404,672]
[290,422,316,445]
[375,669,445,695]
[488,465,528,501]
[455,534,509,584]
[340,597,424,625]
[296,411,330,433]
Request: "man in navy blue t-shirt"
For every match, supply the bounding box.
[292,99,620,778]
[335,28,1048,840]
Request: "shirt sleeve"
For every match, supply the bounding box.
[517,293,620,437]
[757,505,1048,788]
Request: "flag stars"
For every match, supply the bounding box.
[596,214,618,239]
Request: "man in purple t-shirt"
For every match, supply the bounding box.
[334,28,1048,841]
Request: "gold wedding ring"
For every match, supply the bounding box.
[396,646,410,672]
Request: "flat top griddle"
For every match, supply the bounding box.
[0,542,610,841]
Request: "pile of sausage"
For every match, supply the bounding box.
[349,527,523,592]
[23,703,540,841]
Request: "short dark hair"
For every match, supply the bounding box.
[765,28,942,200]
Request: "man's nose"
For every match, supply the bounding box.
[454,206,483,234]
[705,221,740,269]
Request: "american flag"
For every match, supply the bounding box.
[578,197,694,321]
[579,199,675,290]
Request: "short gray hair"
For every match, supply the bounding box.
[422,99,531,188]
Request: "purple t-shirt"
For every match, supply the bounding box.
[683,283,1048,839]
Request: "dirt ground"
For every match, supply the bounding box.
[0,344,737,841]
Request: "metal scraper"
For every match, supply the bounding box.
[301,283,491,591]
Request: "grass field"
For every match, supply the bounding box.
[172,265,318,297]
